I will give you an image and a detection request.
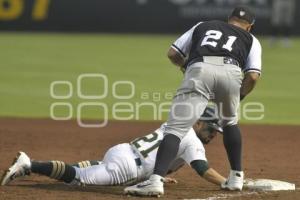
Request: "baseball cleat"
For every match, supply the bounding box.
[0,152,31,186]
[124,174,164,197]
[221,170,244,191]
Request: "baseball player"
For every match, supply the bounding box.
[125,6,262,196]
[1,107,226,189]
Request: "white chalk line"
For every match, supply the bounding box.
[189,191,259,200]
[190,188,300,200]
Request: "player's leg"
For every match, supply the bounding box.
[125,94,208,196]
[30,161,111,186]
[72,163,112,185]
[125,63,211,196]
[33,144,138,186]
[154,93,208,177]
[1,152,31,185]
[154,63,213,178]
[214,64,243,190]
[1,146,138,186]
[101,144,139,185]
[72,143,140,186]
[216,95,242,172]
[0,152,76,185]
[32,160,103,183]
[72,160,102,168]
[31,160,76,183]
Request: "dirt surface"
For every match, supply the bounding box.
[0,118,299,200]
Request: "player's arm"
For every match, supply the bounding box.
[202,168,226,186]
[240,72,260,100]
[241,36,262,100]
[190,160,226,186]
[167,47,186,68]
[168,22,202,72]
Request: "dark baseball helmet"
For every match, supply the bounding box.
[199,106,223,133]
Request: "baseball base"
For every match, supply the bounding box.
[244,179,296,191]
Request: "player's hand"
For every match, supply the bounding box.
[163,177,178,184]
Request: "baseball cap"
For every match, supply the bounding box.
[229,6,255,25]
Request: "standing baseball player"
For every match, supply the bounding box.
[125,6,262,196]
[1,107,226,189]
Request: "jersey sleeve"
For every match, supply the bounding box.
[171,22,202,58]
[180,130,207,165]
[243,35,262,75]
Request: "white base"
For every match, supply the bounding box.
[244,179,296,191]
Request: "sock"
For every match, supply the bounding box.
[153,134,181,177]
[31,161,76,183]
[223,125,242,171]
[72,160,100,168]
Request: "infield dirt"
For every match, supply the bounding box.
[0,118,299,200]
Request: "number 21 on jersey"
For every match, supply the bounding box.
[201,30,237,52]
[131,132,161,158]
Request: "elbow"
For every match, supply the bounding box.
[167,48,185,66]
[167,49,177,62]
[243,72,260,87]
[191,160,209,177]
[247,72,260,82]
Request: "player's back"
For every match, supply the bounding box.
[187,20,254,70]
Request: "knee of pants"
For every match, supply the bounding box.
[220,117,238,127]
[166,93,208,139]
[214,98,239,127]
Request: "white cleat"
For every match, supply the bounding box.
[221,170,244,191]
[124,174,164,197]
[1,152,31,186]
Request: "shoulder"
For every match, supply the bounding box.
[179,129,207,164]
[250,34,262,50]
[182,128,204,148]
[194,20,223,29]
[191,21,204,30]
[182,128,197,140]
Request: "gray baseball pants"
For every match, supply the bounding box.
[165,56,242,139]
